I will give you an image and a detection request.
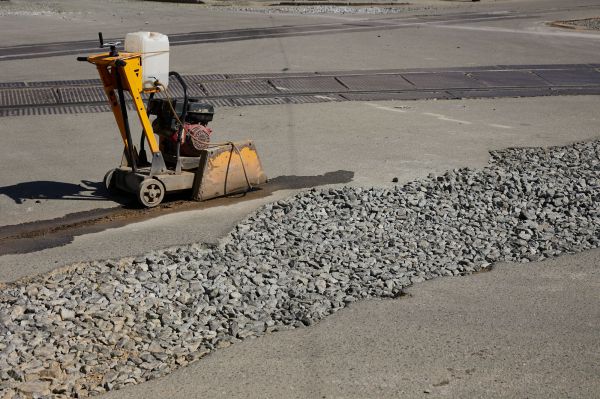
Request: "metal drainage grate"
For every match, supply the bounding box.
[341,91,453,101]
[153,80,206,99]
[27,79,102,87]
[532,69,600,86]
[0,104,112,117]
[225,72,317,80]
[199,98,236,108]
[447,87,553,100]
[232,94,341,106]
[184,74,228,83]
[232,97,297,106]
[401,72,486,90]
[468,71,550,88]
[337,74,414,91]
[269,77,347,93]
[57,87,106,104]
[201,80,277,96]
[550,86,600,96]
[0,88,57,106]
[0,82,27,89]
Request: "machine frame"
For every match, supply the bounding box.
[77,34,266,207]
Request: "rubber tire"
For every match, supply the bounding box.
[103,168,118,195]
[137,179,165,208]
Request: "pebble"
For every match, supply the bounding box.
[17,380,50,395]
[59,308,75,321]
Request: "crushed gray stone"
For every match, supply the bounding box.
[555,17,600,31]
[206,5,434,15]
[0,139,598,397]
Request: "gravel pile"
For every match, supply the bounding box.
[556,17,600,31]
[0,2,74,17]
[1,139,599,398]
[208,5,432,15]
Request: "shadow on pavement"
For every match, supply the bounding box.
[0,180,128,205]
[0,170,355,256]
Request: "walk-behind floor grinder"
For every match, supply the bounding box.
[77,32,267,207]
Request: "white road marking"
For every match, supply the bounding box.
[365,102,516,129]
[488,123,513,129]
[422,112,473,125]
[431,24,600,41]
[364,102,407,113]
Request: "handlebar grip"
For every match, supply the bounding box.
[76,56,88,62]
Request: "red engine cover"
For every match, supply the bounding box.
[170,123,212,157]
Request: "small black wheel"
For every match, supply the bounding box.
[137,179,165,208]
[103,169,118,194]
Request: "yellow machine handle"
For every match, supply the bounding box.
[79,51,167,175]
[88,53,161,155]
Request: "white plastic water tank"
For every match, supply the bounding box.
[124,32,169,90]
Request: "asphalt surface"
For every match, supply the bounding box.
[0,12,532,61]
[2,0,600,83]
[0,0,599,396]
[1,95,599,282]
[101,249,600,399]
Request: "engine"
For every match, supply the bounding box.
[147,98,214,157]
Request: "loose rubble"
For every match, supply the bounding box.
[555,17,600,31]
[208,5,433,15]
[0,1,76,18]
[0,139,599,397]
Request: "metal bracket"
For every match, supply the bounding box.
[120,146,139,168]
[149,152,168,177]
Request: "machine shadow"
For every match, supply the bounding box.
[0,171,355,208]
[0,180,129,205]
[161,170,356,204]
[0,170,356,256]
[265,170,355,191]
